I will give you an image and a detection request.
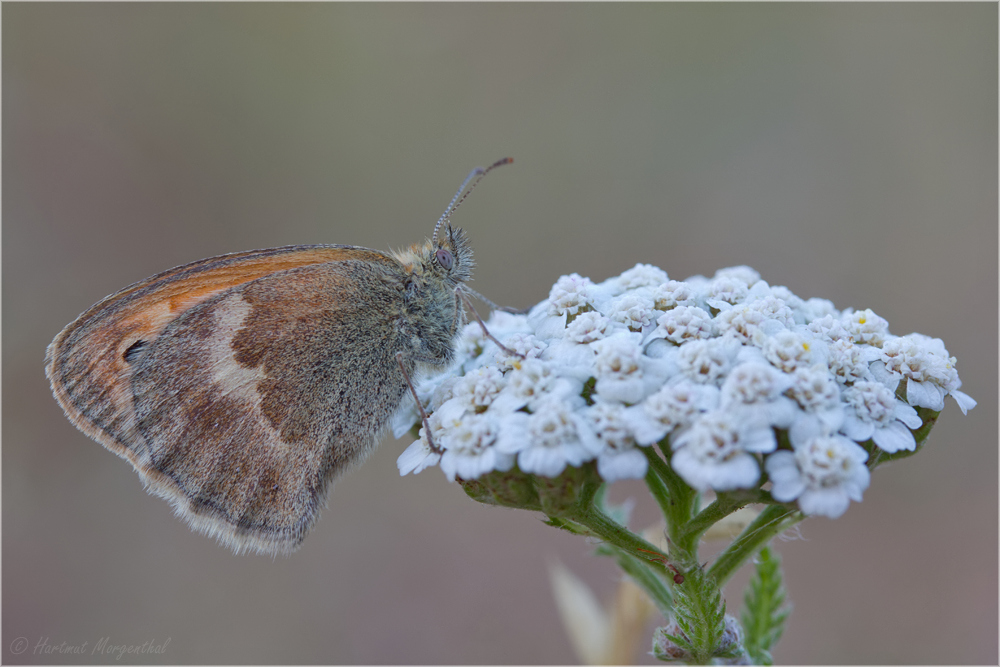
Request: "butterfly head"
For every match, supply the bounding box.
[394,224,474,287]
[431,224,473,283]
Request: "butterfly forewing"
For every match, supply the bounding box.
[47,245,415,554]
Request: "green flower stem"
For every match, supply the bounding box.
[644,454,673,522]
[708,504,802,586]
[568,504,670,576]
[677,492,751,551]
[643,445,697,545]
[679,488,777,549]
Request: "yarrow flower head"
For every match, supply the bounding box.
[436,413,514,482]
[670,410,776,491]
[705,275,750,310]
[629,381,720,446]
[652,280,700,311]
[494,396,595,478]
[871,333,977,414]
[548,273,596,317]
[564,311,611,344]
[607,292,657,332]
[839,381,922,453]
[592,332,648,404]
[395,262,974,522]
[674,336,742,385]
[586,400,649,482]
[766,434,870,518]
[615,263,670,291]
[719,360,797,429]
[653,306,716,345]
[843,308,890,347]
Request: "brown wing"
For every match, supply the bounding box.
[46,245,412,554]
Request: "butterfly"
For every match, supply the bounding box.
[46,158,515,555]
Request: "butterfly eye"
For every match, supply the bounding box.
[435,248,454,270]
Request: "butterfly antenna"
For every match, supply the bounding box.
[432,157,513,245]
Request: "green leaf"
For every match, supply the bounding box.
[668,566,729,664]
[740,546,792,665]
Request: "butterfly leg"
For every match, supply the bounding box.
[455,287,526,359]
[395,351,443,454]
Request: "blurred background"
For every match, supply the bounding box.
[4,4,996,664]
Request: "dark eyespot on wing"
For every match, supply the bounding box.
[123,340,148,363]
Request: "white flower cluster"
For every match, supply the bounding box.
[395,264,975,519]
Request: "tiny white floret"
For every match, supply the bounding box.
[586,401,649,482]
[842,308,890,347]
[840,381,922,453]
[671,410,775,491]
[548,273,596,317]
[766,435,870,518]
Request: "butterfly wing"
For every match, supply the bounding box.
[47,245,415,554]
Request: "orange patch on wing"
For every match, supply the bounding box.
[108,246,393,341]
